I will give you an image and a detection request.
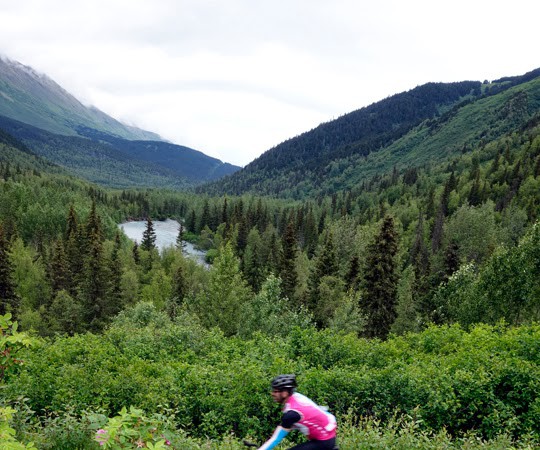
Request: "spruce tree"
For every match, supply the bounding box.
[2,217,18,242]
[81,229,109,332]
[279,220,298,301]
[411,213,435,320]
[168,262,187,319]
[199,199,211,232]
[233,199,244,224]
[49,239,70,294]
[443,240,460,281]
[108,231,123,315]
[303,209,318,257]
[345,255,360,291]
[318,210,327,234]
[410,213,431,298]
[176,223,187,252]
[255,198,268,232]
[307,229,339,325]
[431,208,445,254]
[489,150,501,174]
[236,216,248,254]
[425,187,436,219]
[64,206,83,295]
[221,197,229,225]
[132,242,140,265]
[173,263,187,302]
[468,172,482,206]
[431,175,454,254]
[278,209,289,235]
[72,229,88,295]
[141,217,157,251]
[0,223,17,316]
[85,199,103,243]
[262,226,281,276]
[186,209,197,233]
[242,228,265,292]
[314,230,338,276]
[362,215,399,339]
[65,205,78,241]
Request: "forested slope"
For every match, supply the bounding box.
[204,69,540,198]
[0,57,240,189]
[0,115,194,189]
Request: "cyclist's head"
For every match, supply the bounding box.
[271,374,297,395]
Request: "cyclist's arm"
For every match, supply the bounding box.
[258,410,300,450]
[258,426,290,450]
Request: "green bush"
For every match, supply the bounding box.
[4,406,539,449]
[93,406,173,449]
[0,313,37,383]
[0,407,36,449]
[5,321,540,443]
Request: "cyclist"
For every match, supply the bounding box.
[257,374,337,450]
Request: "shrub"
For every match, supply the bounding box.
[0,313,37,382]
[0,407,36,450]
[93,407,173,449]
[4,320,540,442]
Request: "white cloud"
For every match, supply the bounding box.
[0,0,539,166]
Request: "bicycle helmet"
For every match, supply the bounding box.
[271,374,297,391]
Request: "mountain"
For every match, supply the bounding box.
[203,68,540,199]
[0,125,63,175]
[0,56,160,141]
[75,127,239,183]
[0,114,239,189]
[0,114,192,188]
[0,56,241,188]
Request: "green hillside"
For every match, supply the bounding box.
[0,56,161,141]
[315,76,540,194]
[0,115,190,189]
[0,114,241,188]
[77,126,240,183]
[0,57,241,188]
[203,69,540,198]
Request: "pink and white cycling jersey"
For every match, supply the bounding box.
[283,393,337,440]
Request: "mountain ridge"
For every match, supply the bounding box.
[0,114,190,188]
[0,55,161,141]
[201,68,540,199]
[0,56,241,188]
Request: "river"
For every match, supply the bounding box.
[118,219,207,265]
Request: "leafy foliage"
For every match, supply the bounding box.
[191,243,251,336]
[239,275,312,339]
[0,407,36,449]
[3,320,540,446]
[0,313,36,382]
[434,222,540,326]
[94,407,173,449]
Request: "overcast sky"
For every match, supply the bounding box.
[0,1,538,167]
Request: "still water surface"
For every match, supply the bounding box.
[118,219,206,265]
